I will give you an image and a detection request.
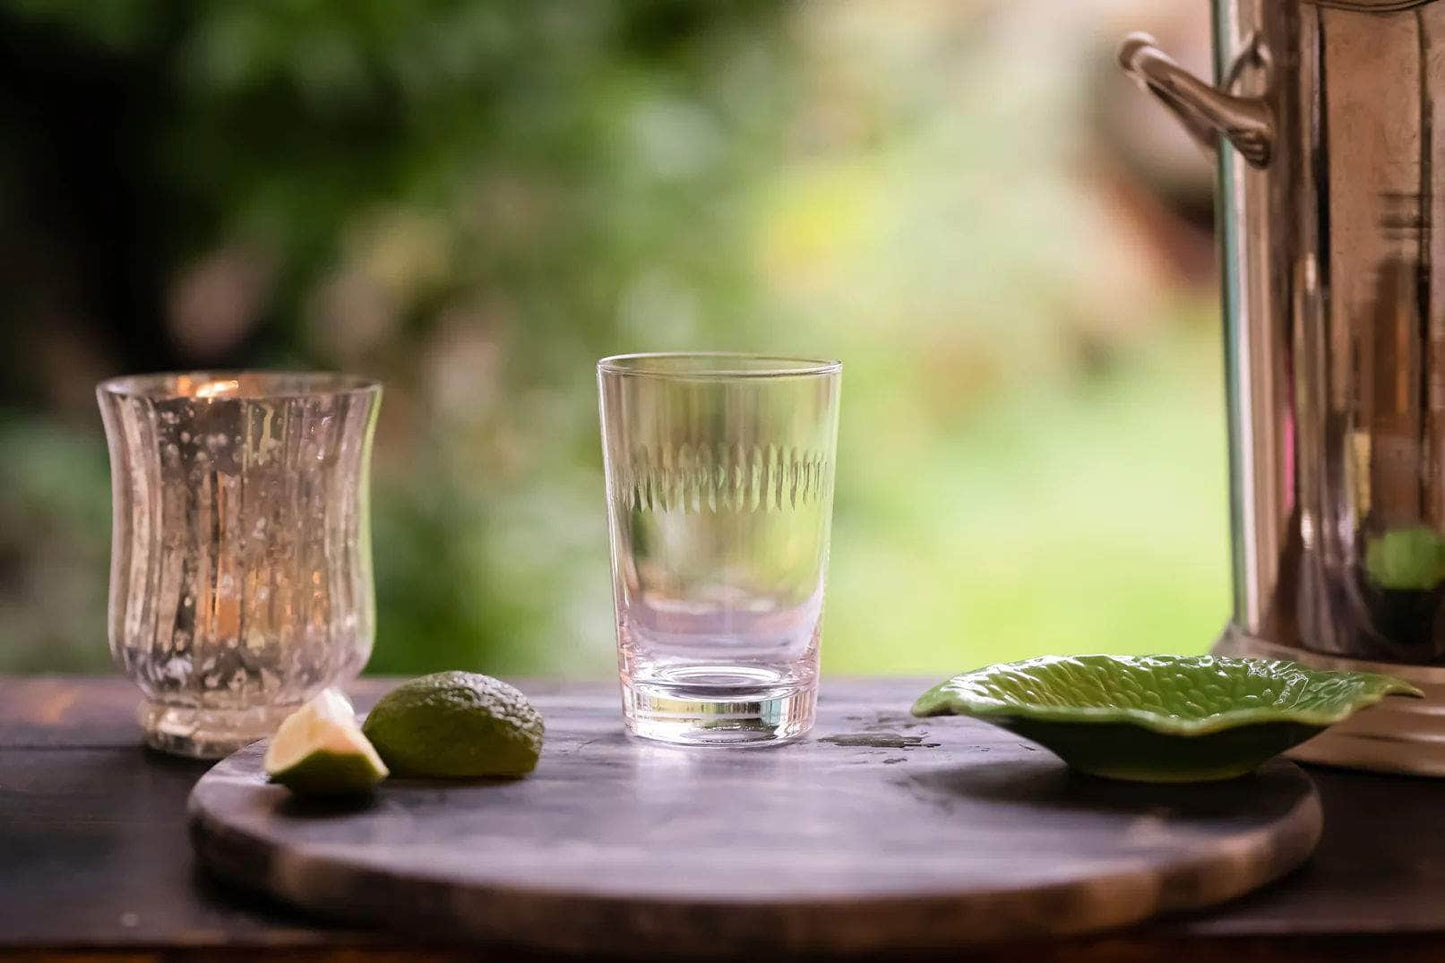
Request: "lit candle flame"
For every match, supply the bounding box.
[193,379,240,399]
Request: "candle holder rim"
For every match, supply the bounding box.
[96,370,382,401]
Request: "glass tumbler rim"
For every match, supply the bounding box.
[97,370,381,402]
[598,352,841,380]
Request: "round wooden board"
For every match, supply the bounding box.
[189,681,1322,957]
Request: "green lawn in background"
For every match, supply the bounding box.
[822,319,1231,676]
[0,317,1233,677]
[0,0,1232,679]
[0,316,1230,679]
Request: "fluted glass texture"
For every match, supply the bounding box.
[598,354,841,745]
[98,372,381,757]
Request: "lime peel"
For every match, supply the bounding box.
[362,671,544,779]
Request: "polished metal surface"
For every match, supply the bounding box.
[1124,0,1445,771]
[1125,0,1445,665]
[1117,33,1273,167]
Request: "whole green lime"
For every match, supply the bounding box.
[362,671,544,778]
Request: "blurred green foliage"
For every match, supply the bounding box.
[0,0,1229,678]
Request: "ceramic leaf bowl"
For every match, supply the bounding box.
[913,655,1422,783]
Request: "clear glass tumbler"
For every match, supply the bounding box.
[598,353,842,745]
[97,372,382,758]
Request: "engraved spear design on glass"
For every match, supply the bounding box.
[98,372,381,758]
[598,354,841,745]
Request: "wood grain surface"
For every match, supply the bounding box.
[15,677,1445,962]
[188,684,1322,957]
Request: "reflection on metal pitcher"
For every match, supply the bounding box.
[1124,0,1445,664]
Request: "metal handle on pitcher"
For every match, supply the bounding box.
[1118,32,1273,168]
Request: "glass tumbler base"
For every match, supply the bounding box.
[138,700,298,759]
[621,680,816,746]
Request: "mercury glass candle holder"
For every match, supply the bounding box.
[97,372,382,758]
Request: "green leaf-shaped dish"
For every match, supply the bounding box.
[913,655,1423,783]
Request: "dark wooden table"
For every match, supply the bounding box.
[4,676,1445,962]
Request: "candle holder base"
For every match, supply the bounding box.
[138,700,298,760]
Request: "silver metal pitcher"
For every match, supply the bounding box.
[1122,0,1445,775]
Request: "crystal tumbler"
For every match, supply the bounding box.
[97,372,382,758]
[598,353,842,745]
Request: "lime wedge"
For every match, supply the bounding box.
[362,671,544,778]
[264,689,389,795]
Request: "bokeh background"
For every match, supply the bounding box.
[0,0,1229,678]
